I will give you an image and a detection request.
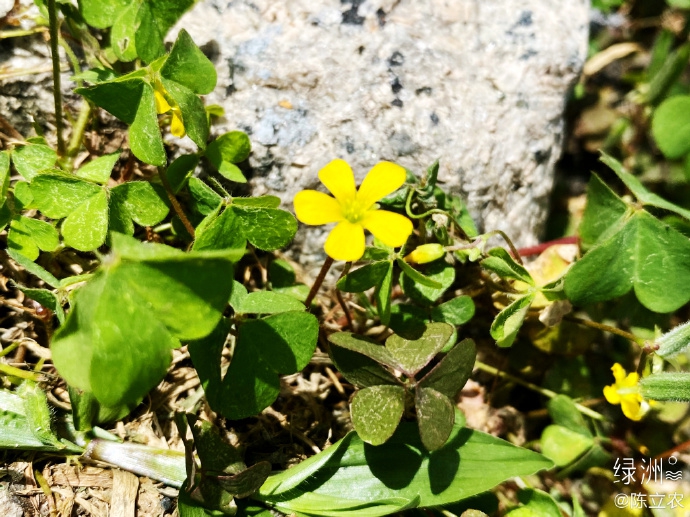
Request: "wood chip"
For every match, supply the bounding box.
[45,465,112,488]
[110,469,139,517]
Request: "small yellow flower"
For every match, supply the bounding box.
[294,159,413,261]
[404,243,445,264]
[154,88,185,138]
[604,363,647,421]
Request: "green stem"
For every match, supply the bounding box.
[405,188,447,220]
[444,238,482,252]
[207,175,231,199]
[0,342,20,359]
[47,0,65,155]
[58,35,82,85]
[305,256,334,308]
[474,360,605,421]
[564,315,645,345]
[0,27,48,39]
[0,363,43,381]
[66,102,92,158]
[404,189,469,240]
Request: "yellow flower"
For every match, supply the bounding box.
[294,159,413,261]
[604,363,647,421]
[154,88,185,138]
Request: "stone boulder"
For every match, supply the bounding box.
[173,0,589,256]
[0,0,590,259]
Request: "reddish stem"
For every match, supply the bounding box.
[514,236,580,258]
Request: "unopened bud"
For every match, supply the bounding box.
[404,243,445,264]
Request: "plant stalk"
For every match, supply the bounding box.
[474,360,605,420]
[0,363,43,381]
[47,0,65,155]
[66,102,92,158]
[485,230,523,265]
[158,167,195,239]
[404,189,469,239]
[564,315,645,345]
[305,256,334,308]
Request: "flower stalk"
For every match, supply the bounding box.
[305,256,334,308]
[47,0,65,155]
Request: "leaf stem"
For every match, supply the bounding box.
[335,261,353,329]
[444,238,483,252]
[47,0,65,155]
[405,188,443,220]
[484,230,523,265]
[0,363,42,381]
[404,189,469,239]
[474,360,605,421]
[207,175,231,199]
[0,27,49,39]
[305,256,334,308]
[158,167,195,239]
[58,35,82,85]
[563,315,645,345]
[0,342,21,358]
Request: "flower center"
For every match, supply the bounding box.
[340,199,369,224]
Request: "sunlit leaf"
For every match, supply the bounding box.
[52,234,238,409]
[351,385,405,445]
[256,423,553,516]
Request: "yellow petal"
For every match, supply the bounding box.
[621,395,643,421]
[324,220,365,261]
[603,384,621,405]
[318,159,357,204]
[362,209,413,248]
[621,372,639,389]
[356,161,407,209]
[171,110,186,138]
[294,190,344,225]
[154,89,172,114]
[611,363,627,383]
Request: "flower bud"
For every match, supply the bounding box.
[404,243,445,264]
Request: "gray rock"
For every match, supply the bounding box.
[0,0,589,259]
[0,0,15,19]
[172,0,589,252]
[0,488,23,517]
[0,2,73,137]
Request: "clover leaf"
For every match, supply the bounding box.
[204,131,251,183]
[193,197,297,252]
[7,215,59,260]
[565,209,690,313]
[566,171,690,313]
[328,323,476,450]
[51,233,239,410]
[29,164,169,251]
[189,307,319,420]
[11,139,57,181]
[79,0,195,63]
[77,30,216,165]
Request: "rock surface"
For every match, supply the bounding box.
[173,0,590,254]
[0,0,590,258]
